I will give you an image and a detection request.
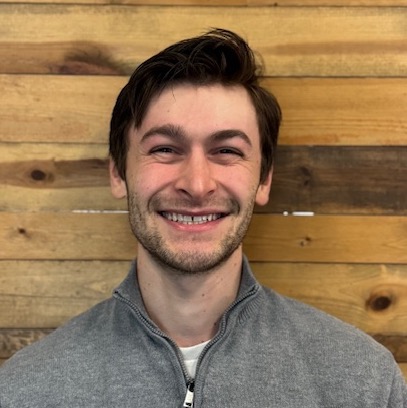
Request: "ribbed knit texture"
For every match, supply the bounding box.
[1,257,406,407]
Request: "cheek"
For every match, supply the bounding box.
[129,165,176,195]
[219,168,258,198]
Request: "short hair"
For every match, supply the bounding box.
[109,28,281,184]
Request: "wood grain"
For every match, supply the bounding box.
[1,144,407,214]
[266,146,407,215]
[1,6,406,76]
[0,260,128,327]
[245,215,407,263]
[252,262,407,335]
[1,260,406,333]
[1,0,407,8]
[1,213,407,263]
[2,76,407,145]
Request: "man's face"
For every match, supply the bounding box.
[110,83,271,274]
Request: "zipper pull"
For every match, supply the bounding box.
[182,381,194,408]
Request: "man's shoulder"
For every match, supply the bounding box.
[258,285,397,369]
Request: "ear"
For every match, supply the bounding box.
[255,169,272,206]
[109,158,127,198]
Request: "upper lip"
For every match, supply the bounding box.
[159,209,228,216]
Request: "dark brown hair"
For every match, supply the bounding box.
[109,28,281,183]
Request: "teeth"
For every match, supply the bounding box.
[161,212,223,224]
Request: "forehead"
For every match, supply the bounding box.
[135,83,260,145]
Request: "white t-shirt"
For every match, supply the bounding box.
[179,340,210,378]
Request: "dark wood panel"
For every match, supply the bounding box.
[0,6,406,76]
[1,213,407,263]
[1,144,406,214]
[372,335,407,363]
[262,146,407,215]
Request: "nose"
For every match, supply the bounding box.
[174,150,217,200]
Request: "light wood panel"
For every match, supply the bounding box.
[252,262,407,335]
[1,213,407,263]
[1,6,406,76]
[0,260,406,380]
[2,144,407,214]
[1,0,406,6]
[2,76,407,145]
[0,260,128,327]
[1,260,406,333]
[246,215,407,263]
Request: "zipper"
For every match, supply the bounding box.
[114,281,260,407]
[182,380,194,408]
[113,292,194,398]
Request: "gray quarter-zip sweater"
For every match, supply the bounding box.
[1,257,406,407]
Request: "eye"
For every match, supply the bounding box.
[217,148,244,156]
[150,146,178,154]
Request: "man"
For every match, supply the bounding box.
[1,29,406,407]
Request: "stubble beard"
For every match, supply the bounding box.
[126,191,257,275]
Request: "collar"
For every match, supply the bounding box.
[113,255,262,327]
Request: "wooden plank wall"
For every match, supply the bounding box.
[0,0,406,380]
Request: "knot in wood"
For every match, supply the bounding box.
[299,236,312,247]
[367,292,393,312]
[31,169,47,181]
[299,166,312,187]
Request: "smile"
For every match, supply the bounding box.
[160,212,225,225]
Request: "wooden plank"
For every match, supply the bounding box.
[0,260,406,333]
[265,146,407,215]
[267,78,407,146]
[252,262,407,335]
[401,363,407,380]
[2,76,407,145]
[1,0,406,6]
[1,213,407,263]
[0,260,128,327]
[245,215,407,263]
[0,75,120,144]
[251,0,407,4]
[1,0,406,5]
[0,143,116,211]
[1,144,407,214]
[0,6,406,76]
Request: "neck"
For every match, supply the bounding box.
[136,247,243,347]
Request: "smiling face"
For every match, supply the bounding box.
[110,83,272,274]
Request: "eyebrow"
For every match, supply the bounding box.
[140,124,253,147]
[208,129,253,147]
[141,124,187,144]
